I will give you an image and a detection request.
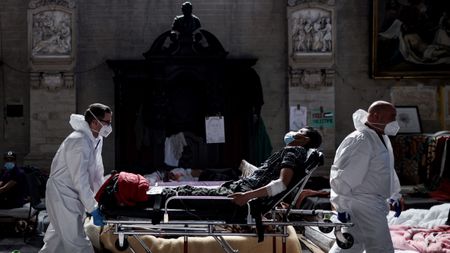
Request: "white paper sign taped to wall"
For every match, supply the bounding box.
[205,116,225,143]
[289,105,307,130]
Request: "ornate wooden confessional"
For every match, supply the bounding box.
[107,27,265,174]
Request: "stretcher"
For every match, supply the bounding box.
[101,149,355,253]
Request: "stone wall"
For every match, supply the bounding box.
[0,0,447,173]
[0,0,30,165]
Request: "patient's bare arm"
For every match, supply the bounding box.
[229,168,293,206]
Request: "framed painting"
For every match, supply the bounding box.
[396,106,422,134]
[444,85,450,123]
[372,0,450,79]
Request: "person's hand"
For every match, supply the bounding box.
[91,208,105,226]
[390,198,403,217]
[228,192,251,206]
[337,212,350,223]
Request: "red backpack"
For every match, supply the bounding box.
[95,171,150,207]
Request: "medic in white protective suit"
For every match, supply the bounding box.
[329,101,403,253]
[39,103,112,253]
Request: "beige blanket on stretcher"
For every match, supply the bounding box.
[99,225,301,253]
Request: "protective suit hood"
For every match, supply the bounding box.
[69,114,99,142]
[352,109,368,131]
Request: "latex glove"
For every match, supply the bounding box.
[337,212,350,223]
[390,198,402,217]
[91,208,105,226]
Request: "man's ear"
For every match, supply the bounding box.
[90,119,99,129]
[367,112,377,122]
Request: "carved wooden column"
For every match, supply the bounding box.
[287,0,336,174]
[26,0,76,170]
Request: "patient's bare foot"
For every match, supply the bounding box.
[239,160,257,178]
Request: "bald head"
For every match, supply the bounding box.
[368,100,395,114]
[366,100,397,134]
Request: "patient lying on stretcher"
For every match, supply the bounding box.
[160,127,322,210]
[97,127,322,225]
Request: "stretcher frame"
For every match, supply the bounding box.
[104,149,354,253]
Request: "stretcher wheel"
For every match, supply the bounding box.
[336,232,354,249]
[115,238,129,251]
[318,219,333,233]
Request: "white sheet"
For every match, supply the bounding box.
[0,202,33,219]
[387,203,450,228]
[303,203,450,253]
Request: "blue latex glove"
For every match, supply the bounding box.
[337,212,350,223]
[390,198,402,217]
[91,208,105,226]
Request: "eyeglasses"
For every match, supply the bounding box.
[99,119,112,126]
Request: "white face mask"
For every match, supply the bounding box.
[384,121,400,136]
[284,132,296,145]
[88,109,112,138]
[4,162,15,170]
[369,120,400,136]
[98,123,112,138]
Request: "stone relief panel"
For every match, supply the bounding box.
[287,2,335,68]
[289,68,334,88]
[28,0,76,88]
[291,9,332,54]
[31,11,72,57]
[28,0,76,71]
[30,72,73,90]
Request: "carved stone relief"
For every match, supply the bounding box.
[28,0,76,92]
[291,8,332,54]
[30,72,73,90]
[287,2,335,68]
[31,11,71,56]
[28,0,76,69]
[290,68,334,88]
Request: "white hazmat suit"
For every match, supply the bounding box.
[329,109,401,253]
[39,114,105,253]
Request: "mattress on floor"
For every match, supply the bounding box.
[0,203,32,219]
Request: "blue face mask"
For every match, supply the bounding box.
[284,132,296,145]
[4,162,15,170]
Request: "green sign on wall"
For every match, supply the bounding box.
[310,109,334,128]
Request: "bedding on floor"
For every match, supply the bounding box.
[302,203,450,253]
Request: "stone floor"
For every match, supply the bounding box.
[0,235,43,253]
